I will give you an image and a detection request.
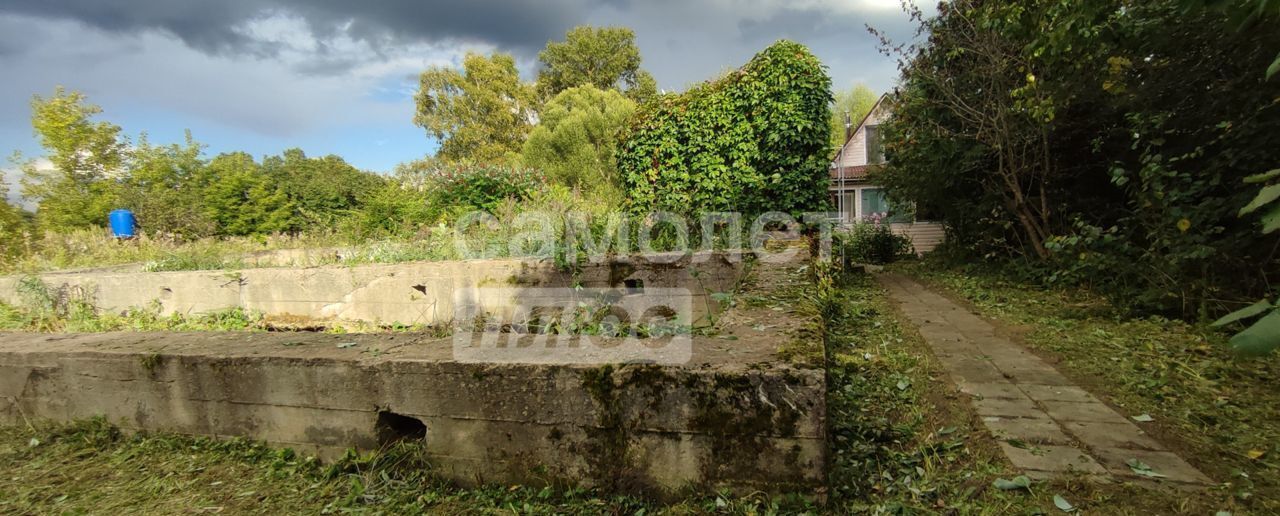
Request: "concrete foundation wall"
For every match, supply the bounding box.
[0,252,746,327]
[0,331,825,496]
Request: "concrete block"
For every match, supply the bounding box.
[973,395,1045,419]
[1062,421,1162,451]
[983,416,1074,445]
[1093,448,1213,485]
[1041,400,1131,425]
[999,442,1107,475]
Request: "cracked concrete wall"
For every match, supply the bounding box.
[0,253,746,326]
[0,332,825,496]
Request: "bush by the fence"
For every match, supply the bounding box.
[835,221,911,266]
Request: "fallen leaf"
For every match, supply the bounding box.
[1053,494,1076,513]
[1246,449,1265,460]
[1125,458,1167,478]
[992,475,1032,491]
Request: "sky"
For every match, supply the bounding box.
[1,0,926,206]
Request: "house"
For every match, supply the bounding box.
[830,94,944,254]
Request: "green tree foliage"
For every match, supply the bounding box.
[11,88,388,242]
[346,158,439,237]
[829,84,879,151]
[119,133,214,238]
[20,88,126,231]
[0,177,30,260]
[876,0,1280,316]
[618,40,833,217]
[414,53,538,163]
[536,26,658,103]
[261,149,384,229]
[521,85,636,200]
[201,152,294,236]
[1198,0,1280,354]
[348,160,547,237]
[424,163,546,215]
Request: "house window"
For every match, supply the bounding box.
[860,188,910,223]
[865,125,884,165]
[860,188,888,219]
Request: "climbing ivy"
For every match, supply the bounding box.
[617,40,833,217]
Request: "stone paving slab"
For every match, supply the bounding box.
[998,442,1108,475]
[878,273,1213,487]
[983,416,1074,445]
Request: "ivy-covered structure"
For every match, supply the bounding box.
[618,40,832,217]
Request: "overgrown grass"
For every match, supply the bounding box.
[4,229,345,274]
[0,300,263,333]
[0,418,819,514]
[0,297,460,336]
[895,260,1280,513]
[0,261,1246,513]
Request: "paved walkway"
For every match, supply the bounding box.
[878,273,1211,486]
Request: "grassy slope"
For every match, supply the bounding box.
[896,261,1280,514]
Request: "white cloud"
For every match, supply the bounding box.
[1,158,46,210]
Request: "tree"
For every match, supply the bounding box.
[20,87,126,231]
[537,26,658,103]
[0,177,29,260]
[261,148,384,229]
[521,85,636,200]
[119,132,214,238]
[414,53,538,163]
[829,84,879,151]
[876,0,1280,315]
[201,152,294,236]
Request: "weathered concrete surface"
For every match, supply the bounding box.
[0,326,824,496]
[879,273,1212,487]
[0,252,745,327]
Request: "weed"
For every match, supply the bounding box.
[139,352,162,372]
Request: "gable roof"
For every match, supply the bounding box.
[831,93,890,162]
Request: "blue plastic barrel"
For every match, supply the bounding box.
[109,209,136,238]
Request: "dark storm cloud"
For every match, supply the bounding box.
[0,0,925,89]
[2,0,587,59]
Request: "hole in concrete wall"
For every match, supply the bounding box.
[411,284,428,295]
[624,278,645,294]
[375,410,426,446]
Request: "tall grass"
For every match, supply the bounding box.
[3,229,347,274]
[2,186,699,274]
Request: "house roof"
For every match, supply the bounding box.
[829,165,870,181]
[831,93,890,162]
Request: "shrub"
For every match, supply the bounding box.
[521,85,635,202]
[618,40,833,217]
[424,163,546,215]
[834,220,912,266]
[0,202,30,262]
